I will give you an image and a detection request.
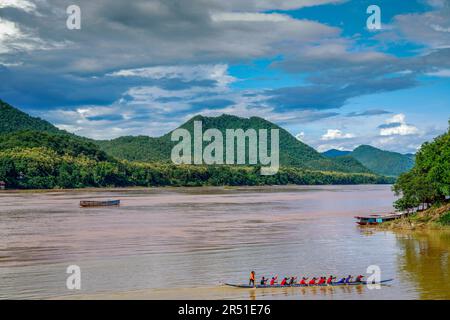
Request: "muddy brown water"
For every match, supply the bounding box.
[0,185,449,299]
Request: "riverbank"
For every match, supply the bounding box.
[377,203,450,230]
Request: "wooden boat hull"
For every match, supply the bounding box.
[356,221,379,225]
[80,200,120,207]
[225,279,393,289]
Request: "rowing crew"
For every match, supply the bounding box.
[249,271,364,286]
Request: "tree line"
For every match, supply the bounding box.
[393,122,450,211]
[0,146,392,189]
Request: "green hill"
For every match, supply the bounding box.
[323,145,415,177]
[0,100,395,189]
[0,130,111,162]
[0,100,62,134]
[350,145,415,177]
[322,149,351,158]
[97,114,372,174]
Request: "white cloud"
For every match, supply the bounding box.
[386,113,406,124]
[0,18,24,53]
[108,64,236,88]
[0,0,36,12]
[211,12,291,23]
[426,69,450,77]
[379,113,419,136]
[380,125,419,136]
[295,132,305,141]
[223,0,346,11]
[321,129,355,140]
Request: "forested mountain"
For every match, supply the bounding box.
[0,131,111,161]
[350,145,415,177]
[0,100,62,134]
[0,100,394,189]
[323,145,415,177]
[321,149,351,158]
[97,114,372,174]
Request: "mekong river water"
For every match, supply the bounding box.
[0,185,449,300]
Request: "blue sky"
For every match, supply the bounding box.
[0,0,449,153]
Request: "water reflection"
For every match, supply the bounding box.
[395,231,450,299]
[244,284,368,300]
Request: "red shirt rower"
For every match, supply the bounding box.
[280,277,288,286]
[270,276,278,286]
[317,277,326,285]
[299,277,308,285]
[327,276,335,285]
[308,277,317,285]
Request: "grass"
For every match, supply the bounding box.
[438,211,450,226]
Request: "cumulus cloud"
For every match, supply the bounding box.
[107,64,236,88]
[295,132,305,141]
[346,109,391,117]
[321,129,355,141]
[379,0,450,49]
[426,68,450,77]
[0,0,36,12]
[379,114,419,136]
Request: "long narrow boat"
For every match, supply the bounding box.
[225,279,393,288]
[80,200,120,207]
[355,213,405,225]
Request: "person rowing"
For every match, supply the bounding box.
[299,277,308,285]
[260,277,268,285]
[308,277,318,285]
[336,277,346,284]
[317,277,326,285]
[280,277,289,286]
[327,275,336,285]
[270,275,278,286]
[289,276,297,285]
[249,271,255,286]
[345,275,353,284]
[355,275,364,283]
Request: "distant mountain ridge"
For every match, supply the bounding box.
[351,145,415,177]
[322,145,415,177]
[0,99,394,177]
[321,149,351,158]
[96,114,372,174]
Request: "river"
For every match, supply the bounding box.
[0,185,449,299]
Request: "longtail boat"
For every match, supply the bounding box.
[354,212,408,225]
[225,279,393,288]
[80,200,120,207]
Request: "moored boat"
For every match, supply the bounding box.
[354,213,406,225]
[80,200,120,207]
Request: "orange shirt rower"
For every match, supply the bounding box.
[249,271,255,286]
